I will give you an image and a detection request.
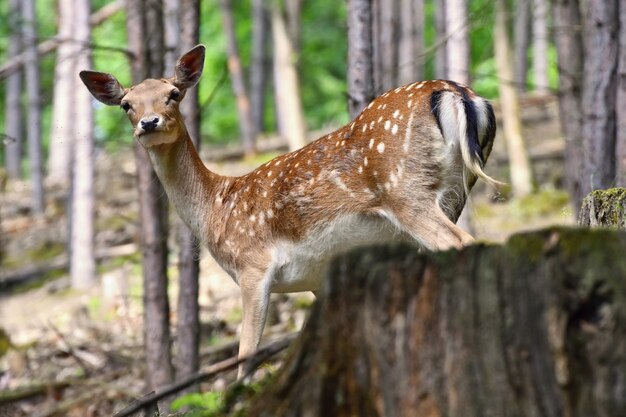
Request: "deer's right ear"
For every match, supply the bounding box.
[79,71,126,106]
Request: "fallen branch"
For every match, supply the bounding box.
[112,334,297,417]
[0,380,73,404]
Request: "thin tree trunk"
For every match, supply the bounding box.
[175,0,201,390]
[70,0,96,289]
[514,0,531,92]
[378,0,399,90]
[434,0,447,79]
[271,5,307,151]
[581,0,619,194]
[398,0,424,84]
[163,0,180,72]
[495,0,533,196]
[533,0,550,93]
[552,0,585,210]
[21,0,45,214]
[220,0,256,156]
[125,0,173,393]
[445,0,469,84]
[250,0,269,135]
[4,0,23,179]
[284,0,302,55]
[371,0,383,92]
[617,2,626,187]
[347,0,375,119]
[48,0,75,185]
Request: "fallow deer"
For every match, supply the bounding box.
[80,45,501,377]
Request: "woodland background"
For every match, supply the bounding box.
[0,0,625,415]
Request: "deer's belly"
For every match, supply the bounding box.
[268,213,410,293]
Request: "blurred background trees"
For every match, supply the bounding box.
[1,0,626,403]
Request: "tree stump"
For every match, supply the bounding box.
[245,227,626,417]
[579,188,626,228]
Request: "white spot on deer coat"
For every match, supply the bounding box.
[377,142,385,153]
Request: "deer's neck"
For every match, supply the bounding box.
[147,132,222,242]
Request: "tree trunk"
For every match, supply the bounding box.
[398,0,424,84]
[552,0,585,211]
[495,0,534,196]
[581,0,619,195]
[246,228,626,416]
[4,0,23,179]
[271,5,307,151]
[533,0,550,93]
[284,0,302,55]
[70,0,96,289]
[21,0,45,214]
[578,188,626,228]
[445,0,469,84]
[163,0,180,71]
[249,0,269,135]
[125,0,173,393]
[48,0,75,185]
[175,0,201,391]
[220,0,256,156]
[615,5,626,187]
[434,0,447,79]
[377,0,399,90]
[514,0,531,93]
[347,0,375,119]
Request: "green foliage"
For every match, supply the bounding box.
[171,392,224,416]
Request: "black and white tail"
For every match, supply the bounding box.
[430,82,504,193]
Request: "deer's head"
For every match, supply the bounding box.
[80,45,205,148]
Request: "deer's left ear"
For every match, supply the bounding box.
[173,44,205,90]
[79,71,126,106]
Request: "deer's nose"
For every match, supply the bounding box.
[140,116,161,132]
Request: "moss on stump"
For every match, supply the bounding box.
[579,187,626,228]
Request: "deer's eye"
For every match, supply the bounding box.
[121,102,131,112]
[168,89,181,102]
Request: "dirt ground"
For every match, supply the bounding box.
[0,95,574,415]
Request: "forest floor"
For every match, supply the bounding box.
[0,95,574,416]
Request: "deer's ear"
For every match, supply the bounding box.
[79,71,126,106]
[174,44,205,90]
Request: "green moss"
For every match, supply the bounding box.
[509,189,571,220]
[583,188,626,227]
[2,242,66,270]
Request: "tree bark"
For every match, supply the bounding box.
[4,0,23,179]
[514,0,531,92]
[377,0,399,90]
[533,0,550,93]
[163,0,180,72]
[347,0,375,119]
[246,228,626,416]
[70,0,96,289]
[249,0,269,135]
[125,0,173,392]
[271,4,307,151]
[175,0,201,390]
[581,0,619,195]
[398,0,424,84]
[220,0,256,156]
[579,188,626,228]
[48,0,76,185]
[552,0,585,210]
[616,4,626,187]
[284,0,302,55]
[495,0,534,196]
[445,0,469,84]
[434,0,448,79]
[21,0,45,214]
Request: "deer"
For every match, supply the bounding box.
[80,44,501,378]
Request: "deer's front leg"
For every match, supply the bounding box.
[237,268,271,379]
